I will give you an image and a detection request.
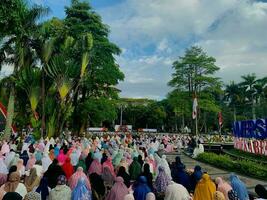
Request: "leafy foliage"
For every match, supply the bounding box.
[197,152,267,180]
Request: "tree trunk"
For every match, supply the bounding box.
[79,121,86,136]
[41,69,45,138]
[182,114,185,129]
[2,87,15,140]
[233,106,237,121]
[252,99,256,119]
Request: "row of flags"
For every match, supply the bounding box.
[192,97,223,127]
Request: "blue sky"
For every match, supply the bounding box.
[28,0,267,99]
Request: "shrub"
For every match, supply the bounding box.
[197,152,267,180]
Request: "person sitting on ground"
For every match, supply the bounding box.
[171,159,191,191]
[154,166,171,194]
[215,177,235,200]
[141,163,153,191]
[102,166,115,189]
[117,166,131,188]
[229,173,249,200]
[24,192,41,200]
[138,155,144,168]
[61,157,74,180]
[255,184,267,200]
[172,156,185,169]
[16,159,25,176]
[88,156,102,175]
[129,157,142,181]
[24,167,40,192]
[0,171,27,199]
[213,191,226,200]
[44,159,65,189]
[19,150,29,166]
[89,173,106,200]
[190,165,203,191]
[133,176,151,200]
[0,156,8,187]
[69,167,91,190]
[48,175,71,200]
[164,181,190,200]
[106,177,129,200]
[192,140,204,158]
[146,192,156,200]
[35,177,50,200]
[71,178,92,200]
[2,192,22,200]
[193,173,216,200]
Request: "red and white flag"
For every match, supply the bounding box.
[192,97,198,119]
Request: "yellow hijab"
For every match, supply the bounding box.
[194,173,216,200]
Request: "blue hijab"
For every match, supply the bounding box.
[35,151,42,161]
[72,179,92,200]
[171,165,191,191]
[190,165,203,190]
[230,173,249,200]
[54,146,60,158]
[134,176,151,200]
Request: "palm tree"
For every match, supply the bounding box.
[241,73,257,119]
[225,81,241,121]
[16,67,41,114]
[0,2,48,140]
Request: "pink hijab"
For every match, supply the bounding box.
[124,152,132,165]
[165,144,173,153]
[106,177,129,200]
[26,155,36,170]
[57,150,67,165]
[66,147,74,157]
[69,167,91,190]
[215,177,232,200]
[1,142,10,155]
[88,159,102,175]
[103,157,116,177]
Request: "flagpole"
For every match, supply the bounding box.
[195,109,198,136]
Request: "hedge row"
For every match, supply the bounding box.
[196,152,267,180]
[225,149,267,163]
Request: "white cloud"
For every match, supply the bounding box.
[2,0,267,100]
[97,0,267,99]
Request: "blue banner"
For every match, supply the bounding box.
[233,118,267,139]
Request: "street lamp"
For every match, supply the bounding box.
[119,104,127,126]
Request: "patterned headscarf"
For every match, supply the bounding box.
[24,192,41,200]
[213,191,225,200]
[57,175,67,185]
[154,166,171,193]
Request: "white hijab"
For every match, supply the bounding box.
[0,157,8,174]
[159,155,172,180]
[124,194,135,200]
[164,181,190,200]
[70,150,79,166]
[42,152,52,173]
[4,151,16,168]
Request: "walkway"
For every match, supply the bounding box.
[165,152,267,194]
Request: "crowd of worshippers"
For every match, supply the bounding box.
[0,133,266,200]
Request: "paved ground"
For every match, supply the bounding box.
[165,152,267,194]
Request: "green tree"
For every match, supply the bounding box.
[240,73,258,119]
[224,81,243,121]
[62,0,124,134]
[0,0,48,139]
[168,46,221,134]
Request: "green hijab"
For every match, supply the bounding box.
[129,157,142,180]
